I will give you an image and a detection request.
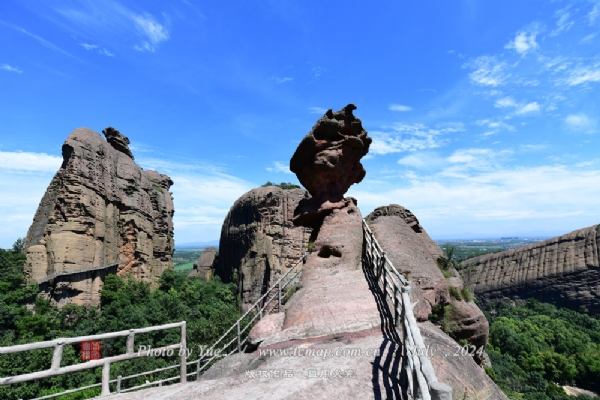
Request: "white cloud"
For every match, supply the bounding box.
[80,43,98,50]
[464,56,508,86]
[0,151,62,172]
[370,123,462,155]
[348,164,600,237]
[494,97,517,108]
[132,13,169,52]
[0,151,63,247]
[580,33,597,43]
[1,64,23,74]
[397,152,444,169]
[515,102,540,115]
[80,43,115,57]
[505,30,539,55]
[588,2,600,25]
[520,144,546,151]
[99,48,115,57]
[266,161,292,174]
[136,158,254,243]
[564,66,600,85]
[389,104,412,112]
[565,113,596,133]
[309,106,327,114]
[551,8,574,36]
[269,76,293,84]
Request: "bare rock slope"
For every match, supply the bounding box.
[462,224,600,313]
[23,127,174,307]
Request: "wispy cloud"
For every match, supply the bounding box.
[565,113,597,133]
[551,8,574,36]
[563,65,600,85]
[266,161,292,174]
[389,104,412,112]
[463,56,509,86]
[505,29,539,55]
[269,76,294,84]
[349,163,600,237]
[370,123,462,155]
[590,2,600,25]
[80,42,115,57]
[308,106,327,114]
[1,64,23,74]
[0,20,79,60]
[515,102,540,115]
[132,13,169,52]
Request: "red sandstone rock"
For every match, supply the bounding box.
[462,224,600,313]
[290,104,371,228]
[23,127,174,307]
[188,247,218,280]
[366,204,489,365]
[215,186,313,310]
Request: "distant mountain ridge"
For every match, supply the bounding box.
[462,224,600,313]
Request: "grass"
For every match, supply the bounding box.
[174,262,194,272]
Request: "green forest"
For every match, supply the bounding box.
[484,299,600,400]
[0,240,242,400]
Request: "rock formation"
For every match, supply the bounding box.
[365,204,489,364]
[23,127,174,307]
[215,186,312,310]
[462,224,600,313]
[188,247,217,280]
[103,106,507,400]
[290,104,371,228]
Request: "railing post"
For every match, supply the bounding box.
[196,359,201,380]
[180,322,187,383]
[117,375,122,393]
[237,321,241,352]
[126,330,135,354]
[278,281,282,311]
[394,284,401,328]
[101,362,110,396]
[51,342,64,371]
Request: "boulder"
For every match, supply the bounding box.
[23,127,174,307]
[215,186,313,310]
[290,104,372,228]
[462,224,600,313]
[188,246,217,280]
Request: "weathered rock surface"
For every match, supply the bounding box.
[23,127,174,307]
[462,224,600,313]
[290,104,372,228]
[366,204,489,364]
[215,186,313,310]
[188,247,217,280]
[419,321,509,400]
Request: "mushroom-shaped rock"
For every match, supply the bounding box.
[290,104,371,228]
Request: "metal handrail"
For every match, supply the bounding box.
[362,219,452,400]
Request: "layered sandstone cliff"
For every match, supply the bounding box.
[462,224,600,313]
[215,186,312,310]
[23,127,174,307]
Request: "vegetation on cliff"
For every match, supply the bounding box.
[0,240,242,400]
[484,299,600,399]
[261,181,301,189]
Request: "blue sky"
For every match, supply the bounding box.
[1,0,600,248]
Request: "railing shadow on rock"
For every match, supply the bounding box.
[362,219,452,400]
[0,254,308,400]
